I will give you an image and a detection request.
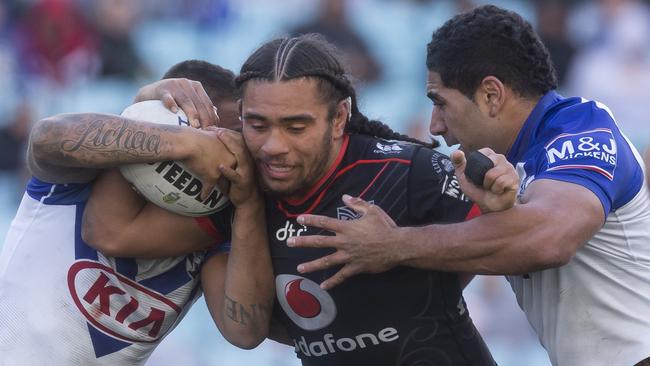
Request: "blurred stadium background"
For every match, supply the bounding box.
[1,0,649,365]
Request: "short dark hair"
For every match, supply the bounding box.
[163,60,239,104]
[236,34,434,147]
[426,5,558,99]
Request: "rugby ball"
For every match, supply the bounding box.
[119,100,230,217]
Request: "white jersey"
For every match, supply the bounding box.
[0,178,223,365]
[506,91,650,366]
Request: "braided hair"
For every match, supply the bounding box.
[236,34,434,147]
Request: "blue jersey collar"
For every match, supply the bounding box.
[506,90,563,162]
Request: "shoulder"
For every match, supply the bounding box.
[533,97,629,171]
[531,97,644,212]
[539,97,621,141]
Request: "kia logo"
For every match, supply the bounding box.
[67,260,181,343]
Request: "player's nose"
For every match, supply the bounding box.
[260,128,290,157]
[429,109,447,136]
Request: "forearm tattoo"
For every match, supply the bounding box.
[61,119,161,156]
[34,114,178,167]
[224,293,271,329]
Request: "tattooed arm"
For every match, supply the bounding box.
[201,201,273,349]
[27,113,235,185]
[202,130,274,349]
[81,129,274,347]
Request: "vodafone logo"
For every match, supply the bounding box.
[276,274,336,331]
[67,260,181,343]
[276,275,400,358]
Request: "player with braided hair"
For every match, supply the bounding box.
[289,6,650,366]
[83,34,519,365]
[226,34,518,365]
[236,34,433,148]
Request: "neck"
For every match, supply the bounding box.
[497,96,540,155]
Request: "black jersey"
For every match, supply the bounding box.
[268,134,494,366]
[201,204,234,247]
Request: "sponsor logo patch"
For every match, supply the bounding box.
[337,200,374,221]
[276,274,336,331]
[544,128,617,180]
[67,260,181,343]
[275,220,308,242]
[441,174,469,201]
[275,274,400,357]
[374,142,403,155]
[431,152,455,174]
[293,327,399,358]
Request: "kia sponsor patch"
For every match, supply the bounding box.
[67,260,181,343]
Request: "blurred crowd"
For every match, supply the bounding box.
[1,0,649,365]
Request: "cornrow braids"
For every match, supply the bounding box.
[236,34,435,147]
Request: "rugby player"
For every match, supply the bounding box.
[86,34,520,365]
[290,6,650,366]
[0,60,273,365]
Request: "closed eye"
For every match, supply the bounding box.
[244,120,268,131]
[287,125,306,133]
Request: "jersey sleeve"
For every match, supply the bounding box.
[26,177,93,205]
[407,147,475,223]
[534,105,644,216]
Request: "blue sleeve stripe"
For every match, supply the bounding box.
[138,259,193,295]
[547,164,613,181]
[115,257,139,280]
[26,177,92,205]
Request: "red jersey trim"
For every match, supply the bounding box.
[278,157,411,218]
[465,204,482,221]
[359,162,390,198]
[194,217,225,243]
[284,135,350,206]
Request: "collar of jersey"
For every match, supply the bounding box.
[506,90,563,163]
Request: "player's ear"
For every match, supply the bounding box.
[475,76,506,118]
[237,99,243,121]
[332,97,351,138]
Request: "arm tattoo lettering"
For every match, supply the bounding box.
[61,119,162,157]
[224,293,270,328]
